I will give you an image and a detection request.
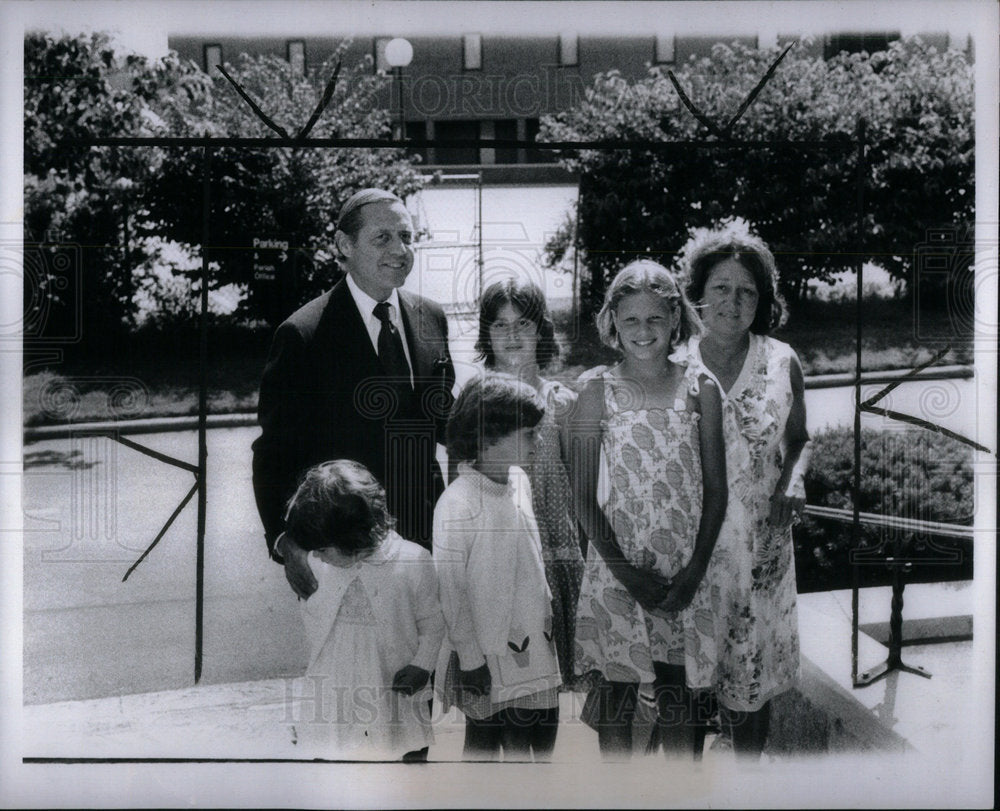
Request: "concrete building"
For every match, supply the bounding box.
[168,29,964,179]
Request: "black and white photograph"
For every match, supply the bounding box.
[1,0,996,807]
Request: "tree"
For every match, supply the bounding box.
[539,38,974,319]
[142,45,424,325]
[24,32,211,348]
[24,33,424,345]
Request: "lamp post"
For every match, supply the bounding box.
[384,37,413,141]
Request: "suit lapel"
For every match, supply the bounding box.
[322,279,380,379]
[398,290,435,381]
[323,283,440,393]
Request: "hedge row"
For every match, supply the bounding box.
[795,427,975,592]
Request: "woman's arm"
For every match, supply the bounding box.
[566,378,670,610]
[770,351,811,528]
[658,375,728,613]
[553,384,577,473]
[554,386,589,557]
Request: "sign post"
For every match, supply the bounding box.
[251,236,296,324]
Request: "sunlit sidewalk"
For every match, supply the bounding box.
[18,582,981,765]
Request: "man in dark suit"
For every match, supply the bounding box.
[252,188,455,599]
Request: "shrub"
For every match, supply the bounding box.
[796,426,974,592]
[143,46,424,327]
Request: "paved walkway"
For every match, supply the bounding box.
[15,413,993,807]
[11,581,992,808]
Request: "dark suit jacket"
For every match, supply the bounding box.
[251,279,455,555]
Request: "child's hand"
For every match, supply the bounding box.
[613,563,671,612]
[656,560,708,614]
[392,664,430,696]
[457,662,492,697]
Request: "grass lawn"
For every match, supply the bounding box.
[772,297,972,375]
[23,296,974,426]
[555,295,972,381]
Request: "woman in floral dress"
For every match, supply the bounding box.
[677,223,812,759]
[476,279,585,688]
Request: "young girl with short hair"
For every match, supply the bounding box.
[434,374,562,762]
[476,278,585,689]
[286,459,444,760]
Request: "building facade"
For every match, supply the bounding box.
[169,30,963,178]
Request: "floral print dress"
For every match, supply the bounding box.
[531,379,585,688]
[573,369,716,689]
[683,333,802,712]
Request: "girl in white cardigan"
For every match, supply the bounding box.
[434,374,562,761]
[284,459,444,761]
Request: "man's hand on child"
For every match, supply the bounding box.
[392,665,430,696]
[458,662,492,697]
[279,533,318,599]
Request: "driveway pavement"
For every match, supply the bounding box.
[23,426,307,703]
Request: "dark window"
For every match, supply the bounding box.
[434,119,479,164]
[524,118,557,164]
[287,40,306,75]
[654,35,675,64]
[405,120,428,164]
[494,119,518,164]
[374,37,391,73]
[824,32,900,59]
[463,34,482,70]
[559,34,579,66]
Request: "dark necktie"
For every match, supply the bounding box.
[373,301,412,389]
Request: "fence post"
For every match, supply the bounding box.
[850,117,865,687]
[195,145,211,683]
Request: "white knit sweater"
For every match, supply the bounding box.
[433,464,561,704]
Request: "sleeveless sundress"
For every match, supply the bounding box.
[683,334,802,712]
[573,369,716,689]
[531,379,585,688]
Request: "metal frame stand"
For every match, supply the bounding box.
[856,537,932,686]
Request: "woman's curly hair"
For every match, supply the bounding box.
[679,220,788,335]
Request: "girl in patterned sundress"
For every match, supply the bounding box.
[476,279,585,689]
[567,260,728,759]
[678,224,811,760]
[285,459,444,761]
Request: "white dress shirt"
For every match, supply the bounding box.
[345,273,414,384]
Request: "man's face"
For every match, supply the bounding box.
[336,201,415,301]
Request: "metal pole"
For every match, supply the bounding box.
[477,172,483,300]
[195,146,211,683]
[850,118,865,687]
[122,196,130,290]
[394,67,405,141]
[887,543,907,669]
[572,198,581,321]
